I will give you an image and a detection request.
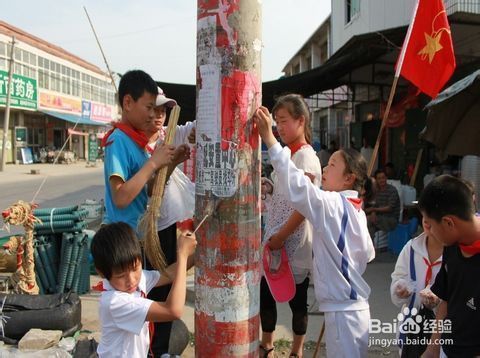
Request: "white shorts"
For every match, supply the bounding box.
[324,309,370,358]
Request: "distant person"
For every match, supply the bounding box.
[350,139,359,152]
[328,140,338,154]
[360,137,377,172]
[361,176,377,212]
[385,162,397,180]
[91,222,196,358]
[317,144,331,168]
[423,162,441,188]
[366,169,400,238]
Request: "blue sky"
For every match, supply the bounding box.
[2,0,330,84]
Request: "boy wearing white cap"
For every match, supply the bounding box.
[145,87,195,357]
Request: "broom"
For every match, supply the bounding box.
[139,105,181,273]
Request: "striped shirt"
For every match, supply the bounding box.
[375,184,400,220]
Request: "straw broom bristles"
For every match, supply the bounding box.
[139,105,181,273]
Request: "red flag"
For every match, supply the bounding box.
[397,0,456,98]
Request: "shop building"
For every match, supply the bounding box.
[0,21,117,163]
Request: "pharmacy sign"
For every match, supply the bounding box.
[0,70,37,110]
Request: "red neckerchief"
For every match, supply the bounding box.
[288,142,309,157]
[459,239,480,255]
[92,281,155,354]
[140,291,155,356]
[423,257,441,287]
[101,122,152,153]
[347,198,363,211]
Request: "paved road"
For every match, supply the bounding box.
[0,162,104,237]
[1,162,403,356]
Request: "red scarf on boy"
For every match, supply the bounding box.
[459,215,480,255]
[101,122,153,154]
[459,240,480,255]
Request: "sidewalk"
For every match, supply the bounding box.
[81,252,399,357]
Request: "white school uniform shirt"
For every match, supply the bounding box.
[97,270,160,358]
[268,143,375,312]
[263,145,322,281]
[390,232,442,309]
[147,121,196,231]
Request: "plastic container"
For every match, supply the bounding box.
[388,223,411,255]
[401,185,417,206]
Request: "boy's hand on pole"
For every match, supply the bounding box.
[151,143,175,169]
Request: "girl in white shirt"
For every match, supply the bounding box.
[390,219,442,356]
[255,106,375,358]
[260,94,322,358]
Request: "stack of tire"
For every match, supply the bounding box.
[33,206,91,295]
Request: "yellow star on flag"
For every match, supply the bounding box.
[418,32,443,63]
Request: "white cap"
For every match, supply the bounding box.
[156,87,177,108]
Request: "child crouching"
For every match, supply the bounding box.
[91,222,196,358]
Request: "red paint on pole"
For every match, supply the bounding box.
[195,313,259,354]
[195,0,262,356]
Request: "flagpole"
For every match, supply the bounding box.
[367,0,420,176]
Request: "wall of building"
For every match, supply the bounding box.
[283,20,330,76]
[331,0,416,54]
[0,30,116,163]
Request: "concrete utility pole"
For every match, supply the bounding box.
[195,1,262,356]
[0,36,15,172]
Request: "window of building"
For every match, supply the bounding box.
[28,52,37,66]
[0,42,5,57]
[319,115,328,146]
[14,47,21,61]
[40,69,46,87]
[13,62,20,75]
[305,56,312,70]
[62,76,71,95]
[82,82,91,100]
[107,91,116,106]
[293,63,300,75]
[26,66,36,79]
[38,69,49,89]
[72,78,80,96]
[6,43,12,57]
[346,0,360,24]
[320,42,328,64]
[27,127,45,146]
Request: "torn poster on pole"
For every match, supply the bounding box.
[196,64,239,197]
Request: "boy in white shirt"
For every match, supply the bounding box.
[91,222,196,358]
